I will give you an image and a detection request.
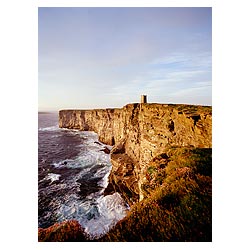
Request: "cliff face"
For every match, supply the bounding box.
[99,147,212,242]
[59,103,212,205]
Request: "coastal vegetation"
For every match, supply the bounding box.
[39,146,212,242]
[38,220,88,242]
[99,147,212,241]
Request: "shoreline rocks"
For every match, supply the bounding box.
[59,103,212,204]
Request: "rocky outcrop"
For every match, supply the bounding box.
[38,220,88,242]
[59,103,212,205]
[99,147,212,242]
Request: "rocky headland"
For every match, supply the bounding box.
[59,103,211,204]
[39,103,212,242]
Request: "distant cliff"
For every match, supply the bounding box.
[59,103,212,205]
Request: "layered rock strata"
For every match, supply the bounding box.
[59,103,212,205]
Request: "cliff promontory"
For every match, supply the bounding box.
[59,103,212,205]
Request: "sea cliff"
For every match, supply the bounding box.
[59,103,212,206]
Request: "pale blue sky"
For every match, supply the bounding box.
[38,7,211,111]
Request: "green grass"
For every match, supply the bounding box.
[39,147,212,242]
[99,147,212,242]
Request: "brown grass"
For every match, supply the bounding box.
[99,147,212,242]
[38,220,89,242]
[38,147,212,242]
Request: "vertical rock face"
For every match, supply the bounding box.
[59,103,212,205]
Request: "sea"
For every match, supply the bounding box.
[38,112,129,239]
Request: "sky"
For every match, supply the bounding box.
[38,7,212,111]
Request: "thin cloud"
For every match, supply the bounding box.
[39,7,212,110]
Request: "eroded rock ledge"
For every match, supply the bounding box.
[59,103,212,206]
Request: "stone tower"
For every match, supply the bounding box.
[141,95,147,103]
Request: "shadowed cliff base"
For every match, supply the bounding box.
[38,146,212,242]
[38,103,212,241]
[98,147,212,242]
[59,103,212,205]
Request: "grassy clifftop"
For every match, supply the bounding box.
[99,147,212,241]
[38,146,211,242]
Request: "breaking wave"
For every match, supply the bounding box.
[38,118,128,238]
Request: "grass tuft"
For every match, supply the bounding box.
[99,147,212,242]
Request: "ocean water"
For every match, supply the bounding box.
[38,112,129,239]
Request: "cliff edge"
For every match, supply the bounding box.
[59,103,212,206]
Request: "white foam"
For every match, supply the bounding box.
[53,153,106,169]
[39,125,59,131]
[96,165,112,188]
[56,192,129,239]
[84,193,129,238]
[44,173,61,183]
[41,129,128,237]
[52,135,112,170]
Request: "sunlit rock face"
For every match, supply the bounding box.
[59,103,212,205]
